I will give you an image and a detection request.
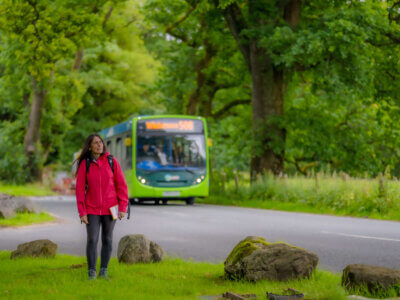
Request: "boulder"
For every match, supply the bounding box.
[13,197,42,214]
[10,239,58,259]
[342,264,400,294]
[0,194,13,201]
[0,194,42,219]
[117,234,165,264]
[224,236,318,282]
[0,200,16,219]
[149,241,164,262]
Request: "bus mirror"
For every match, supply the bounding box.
[207,138,213,147]
[125,137,132,146]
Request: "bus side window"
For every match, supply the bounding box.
[106,140,111,153]
[126,135,132,169]
[116,137,122,161]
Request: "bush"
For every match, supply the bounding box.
[0,122,30,183]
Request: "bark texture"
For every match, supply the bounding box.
[24,77,46,180]
[222,0,301,180]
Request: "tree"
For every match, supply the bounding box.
[0,0,111,180]
[61,0,160,166]
[216,0,400,180]
[142,0,251,118]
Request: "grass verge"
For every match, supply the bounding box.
[201,174,400,222]
[197,196,400,221]
[0,250,349,299]
[0,182,56,197]
[0,212,55,228]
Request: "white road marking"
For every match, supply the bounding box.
[321,230,400,242]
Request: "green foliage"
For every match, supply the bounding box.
[59,0,160,166]
[0,120,29,183]
[142,0,250,115]
[0,0,106,80]
[1,0,400,182]
[209,109,252,170]
[284,72,400,177]
[0,0,159,179]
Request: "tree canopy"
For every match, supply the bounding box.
[0,0,400,183]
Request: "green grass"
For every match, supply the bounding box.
[201,173,400,221]
[0,182,56,197]
[0,212,55,227]
[0,250,349,299]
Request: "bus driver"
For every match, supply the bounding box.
[137,141,156,162]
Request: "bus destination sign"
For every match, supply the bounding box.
[146,120,194,131]
[137,118,203,134]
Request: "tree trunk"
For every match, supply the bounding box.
[72,49,84,71]
[24,77,46,181]
[186,46,216,115]
[221,0,301,181]
[249,43,286,181]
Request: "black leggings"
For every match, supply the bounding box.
[86,214,116,270]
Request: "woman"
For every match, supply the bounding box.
[75,134,129,280]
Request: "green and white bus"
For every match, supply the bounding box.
[99,115,209,205]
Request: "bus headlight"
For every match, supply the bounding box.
[196,178,202,183]
[140,178,146,184]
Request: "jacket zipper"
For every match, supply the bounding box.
[99,160,102,214]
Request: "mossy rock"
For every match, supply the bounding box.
[342,264,400,296]
[10,239,57,259]
[224,236,318,282]
[225,236,268,267]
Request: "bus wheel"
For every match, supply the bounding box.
[162,200,168,205]
[186,197,195,205]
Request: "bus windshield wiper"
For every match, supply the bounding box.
[183,168,194,174]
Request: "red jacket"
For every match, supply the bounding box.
[76,152,129,218]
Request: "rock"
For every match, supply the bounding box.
[13,197,42,214]
[150,241,164,262]
[117,234,165,264]
[0,194,13,201]
[342,264,400,295]
[0,200,16,219]
[10,239,58,259]
[0,194,42,219]
[224,236,318,282]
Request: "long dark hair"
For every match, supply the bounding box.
[73,134,107,177]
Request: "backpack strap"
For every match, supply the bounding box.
[107,154,114,173]
[85,157,91,193]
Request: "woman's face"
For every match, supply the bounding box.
[90,136,104,155]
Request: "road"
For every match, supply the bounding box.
[1,196,399,272]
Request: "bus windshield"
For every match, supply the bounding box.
[136,134,206,171]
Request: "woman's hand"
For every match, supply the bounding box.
[80,215,89,224]
[118,211,126,220]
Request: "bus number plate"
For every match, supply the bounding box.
[163,191,181,197]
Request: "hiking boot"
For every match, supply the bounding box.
[88,269,97,280]
[98,267,108,279]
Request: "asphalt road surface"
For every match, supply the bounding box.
[1,196,400,272]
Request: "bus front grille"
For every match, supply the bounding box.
[156,180,188,184]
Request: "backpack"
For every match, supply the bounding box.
[85,154,131,220]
